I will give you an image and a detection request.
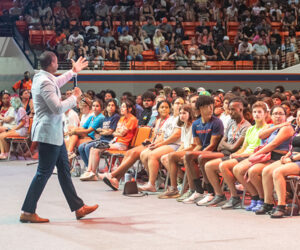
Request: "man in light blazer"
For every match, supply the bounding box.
[20,51,98,223]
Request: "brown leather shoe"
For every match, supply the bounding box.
[75,204,99,220]
[20,213,49,223]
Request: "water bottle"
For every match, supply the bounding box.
[74,161,81,177]
[124,173,132,183]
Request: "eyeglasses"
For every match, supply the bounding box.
[272,113,285,116]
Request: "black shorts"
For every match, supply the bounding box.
[221,156,247,162]
[271,151,284,161]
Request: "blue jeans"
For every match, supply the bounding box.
[78,141,97,167]
[78,140,110,166]
[21,142,84,213]
[127,55,143,61]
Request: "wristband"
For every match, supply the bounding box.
[290,155,295,162]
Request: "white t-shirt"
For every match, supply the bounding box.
[119,35,133,44]
[219,113,231,132]
[85,25,99,34]
[63,109,80,134]
[162,116,181,145]
[181,124,193,149]
[68,34,84,44]
[3,107,16,129]
[80,112,94,127]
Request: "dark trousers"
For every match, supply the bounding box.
[21,142,84,213]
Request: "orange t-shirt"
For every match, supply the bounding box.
[13,79,32,91]
[115,113,138,146]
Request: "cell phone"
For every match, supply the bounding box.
[142,141,151,146]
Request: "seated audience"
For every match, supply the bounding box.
[66,99,104,159]
[0,97,29,160]
[80,100,138,181]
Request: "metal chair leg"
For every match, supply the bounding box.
[290,179,299,216]
[180,171,187,195]
[241,189,247,209]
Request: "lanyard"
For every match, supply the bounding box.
[153,116,169,142]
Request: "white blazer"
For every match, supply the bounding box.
[31,69,77,146]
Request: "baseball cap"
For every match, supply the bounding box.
[199,91,211,96]
[223,36,229,41]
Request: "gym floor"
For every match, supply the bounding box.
[1,160,299,250]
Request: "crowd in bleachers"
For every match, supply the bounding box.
[2,0,300,69]
[1,71,300,218]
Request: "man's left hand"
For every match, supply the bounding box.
[71,57,89,73]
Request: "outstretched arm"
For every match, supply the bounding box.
[56,57,89,88]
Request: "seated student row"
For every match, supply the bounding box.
[97,95,300,219]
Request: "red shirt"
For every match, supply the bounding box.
[68,6,81,18]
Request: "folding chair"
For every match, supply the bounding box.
[29,30,43,47]
[103,61,120,70]
[101,126,152,179]
[142,50,156,60]
[5,118,33,161]
[286,175,300,216]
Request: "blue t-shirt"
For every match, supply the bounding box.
[192,115,224,150]
[83,113,105,139]
[100,113,120,142]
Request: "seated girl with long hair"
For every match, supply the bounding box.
[158,104,195,198]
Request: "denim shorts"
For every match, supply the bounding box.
[168,143,180,151]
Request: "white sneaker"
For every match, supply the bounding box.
[183,191,202,204]
[79,171,95,181]
[196,193,214,206]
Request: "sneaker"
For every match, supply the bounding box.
[88,175,99,181]
[79,171,95,181]
[251,200,264,212]
[205,194,227,207]
[183,191,202,204]
[245,200,257,211]
[196,193,214,206]
[221,196,241,209]
[176,189,193,202]
[138,182,156,192]
[158,187,180,199]
[103,176,119,191]
[98,172,111,181]
[68,152,77,160]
